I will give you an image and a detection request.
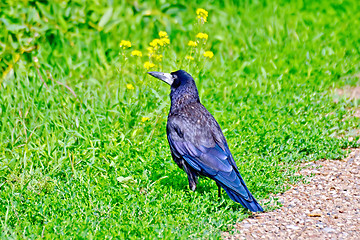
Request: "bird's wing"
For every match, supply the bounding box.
[167,114,252,201]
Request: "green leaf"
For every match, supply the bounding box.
[116,176,133,183]
[98,8,113,28]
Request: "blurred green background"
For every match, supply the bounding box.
[1,0,360,239]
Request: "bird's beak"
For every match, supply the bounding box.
[147,71,174,85]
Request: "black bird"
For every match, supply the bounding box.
[148,70,263,212]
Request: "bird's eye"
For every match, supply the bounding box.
[171,74,181,88]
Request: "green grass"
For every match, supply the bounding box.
[1,0,360,239]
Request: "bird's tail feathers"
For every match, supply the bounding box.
[221,184,263,212]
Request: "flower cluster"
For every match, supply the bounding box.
[203,51,214,58]
[196,8,208,23]
[126,83,134,90]
[185,8,213,61]
[119,7,214,96]
[159,31,168,38]
[144,61,155,70]
[119,40,131,49]
[196,32,208,40]
[145,31,170,69]
[149,39,166,48]
[119,30,170,71]
[149,31,170,50]
[188,41,198,47]
[141,117,150,122]
[131,50,142,57]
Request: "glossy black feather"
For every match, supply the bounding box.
[154,70,263,212]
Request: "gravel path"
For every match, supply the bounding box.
[223,149,360,240]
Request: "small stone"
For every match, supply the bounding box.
[242,223,252,228]
[316,222,325,228]
[286,225,300,230]
[308,209,322,217]
[323,227,335,233]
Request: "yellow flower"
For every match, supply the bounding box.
[149,39,163,48]
[157,39,164,47]
[159,31,168,38]
[197,15,207,22]
[154,54,163,61]
[141,117,150,122]
[196,8,208,17]
[196,8,208,22]
[126,83,134,90]
[196,32,208,40]
[131,50,142,57]
[160,37,170,45]
[188,41,198,47]
[203,51,214,58]
[186,56,194,60]
[150,38,170,49]
[147,47,154,54]
[149,39,157,48]
[144,61,155,70]
[120,40,131,49]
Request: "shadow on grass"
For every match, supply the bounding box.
[151,169,247,212]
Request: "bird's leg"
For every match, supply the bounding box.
[216,182,221,198]
[183,164,197,191]
[188,179,197,191]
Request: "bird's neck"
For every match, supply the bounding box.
[169,86,200,112]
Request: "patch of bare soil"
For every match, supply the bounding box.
[335,86,360,101]
[223,149,360,240]
[334,86,360,101]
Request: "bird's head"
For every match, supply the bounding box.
[147,70,200,107]
[147,70,194,89]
